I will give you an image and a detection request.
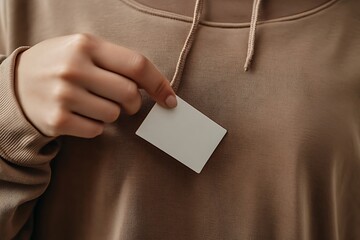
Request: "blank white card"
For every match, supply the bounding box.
[136,96,227,173]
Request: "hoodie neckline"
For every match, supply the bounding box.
[121,0,340,29]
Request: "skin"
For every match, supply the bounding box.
[15,33,177,139]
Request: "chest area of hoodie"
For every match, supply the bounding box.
[29,0,360,155]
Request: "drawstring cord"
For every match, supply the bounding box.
[170,0,262,90]
[170,0,204,90]
[244,0,262,71]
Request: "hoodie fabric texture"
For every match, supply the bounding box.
[1,0,360,239]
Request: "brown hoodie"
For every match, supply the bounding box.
[0,0,360,239]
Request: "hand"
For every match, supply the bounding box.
[15,33,177,138]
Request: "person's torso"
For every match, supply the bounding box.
[4,0,359,239]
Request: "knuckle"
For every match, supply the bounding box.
[46,109,69,136]
[56,63,78,79]
[69,33,94,52]
[104,105,121,123]
[154,79,167,96]
[130,53,148,77]
[123,81,139,102]
[53,83,74,104]
[86,124,104,138]
[127,98,142,116]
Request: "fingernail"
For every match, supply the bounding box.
[165,95,177,108]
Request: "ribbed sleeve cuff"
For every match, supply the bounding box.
[0,47,58,166]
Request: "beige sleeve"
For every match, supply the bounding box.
[0,4,60,240]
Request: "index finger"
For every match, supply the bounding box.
[90,36,177,108]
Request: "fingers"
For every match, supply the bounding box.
[90,38,177,108]
[60,113,104,138]
[78,67,142,115]
[16,33,176,140]
[63,86,123,123]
